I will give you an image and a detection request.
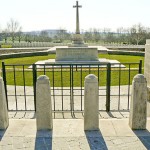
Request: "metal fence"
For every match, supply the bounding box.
[2,61,142,112]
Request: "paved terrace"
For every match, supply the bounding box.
[1,85,150,150]
[1,119,150,150]
[7,85,131,117]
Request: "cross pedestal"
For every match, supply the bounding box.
[69,1,87,47]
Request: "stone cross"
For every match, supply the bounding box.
[73,1,82,34]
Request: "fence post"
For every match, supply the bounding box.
[32,64,37,111]
[36,75,53,130]
[0,77,9,129]
[2,62,8,109]
[129,74,147,129]
[139,60,142,74]
[106,63,111,111]
[84,74,99,130]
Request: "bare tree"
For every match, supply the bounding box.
[16,27,22,43]
[130,24,146,45]
[2,29,9,43]
[56,28,67,42]
[7,19,22,43]
[83,29,93,43]
[93,28,101,42]
[39,30,50,42]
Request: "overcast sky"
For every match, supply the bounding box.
[0,0,150,32]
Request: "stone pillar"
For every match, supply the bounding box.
[147,87,150,116]
[36,75,53,130]
[144,40,150,116]
[0,77,9,129]
[84,74,99,130]
[129,74,147,129]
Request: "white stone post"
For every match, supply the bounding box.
[36,75,53,130]
[144,40,150,116]
[84,74,99,130]
[129,74,147,129]
[0,77,9,129]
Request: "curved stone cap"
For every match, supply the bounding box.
[133,74,147,82]
[85,74,98,83]
[37,75,49,83]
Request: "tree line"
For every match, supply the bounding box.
[0,19,150,45]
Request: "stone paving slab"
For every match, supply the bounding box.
[1,119,150,149]
[8,111,129,119]
[7,85,131,112]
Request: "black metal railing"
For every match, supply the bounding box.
[2,60,143,112]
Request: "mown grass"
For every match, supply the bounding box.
[2,53,144,86]
[0,54,56,68]
[5,67,141,87]
[0,53,144,66]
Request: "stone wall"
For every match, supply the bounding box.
[0,51,48,59]
[0,48,49,54]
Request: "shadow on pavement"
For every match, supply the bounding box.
[133,129,150,149]
[0,129,6,141]
[35,130,52,150]
[85,130,108,150]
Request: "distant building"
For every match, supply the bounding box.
[24,29,67,38]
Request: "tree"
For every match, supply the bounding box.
[116,27,131,44]
[92,28,101,42]
[7,19,22,43]
[1,29,9,43]
[130,24,146,45]
[39,30,52,42]
[16,27,22,43]
[83,29,93,42]
[24,34,32,43]
[105,32,115,43]
[56,28,67,42]
[102,28,111,43]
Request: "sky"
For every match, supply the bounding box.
[0,0,150,32]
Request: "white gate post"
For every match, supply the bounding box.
[84,74,99,130]
[36,75,53,130]
[0,77,9,129]
[129,74,147,129]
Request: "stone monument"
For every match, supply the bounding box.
[32,1,125,68]
[55,1,98,63]
[68,1,87,47]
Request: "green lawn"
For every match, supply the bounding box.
[1,53,144,66]
[2,54,144,86]
[99,54,144,67]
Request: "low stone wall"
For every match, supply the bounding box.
[0,46,145,60]
[0,47,50,54]
[0,51,48,59]
[107,50,144,56]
